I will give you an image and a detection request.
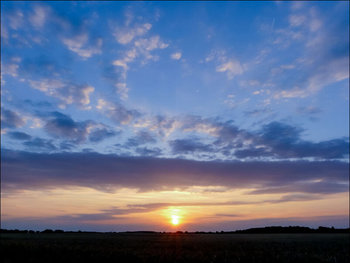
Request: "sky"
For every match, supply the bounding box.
[1,1,349,232]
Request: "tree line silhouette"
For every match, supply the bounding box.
[1,226,349,234]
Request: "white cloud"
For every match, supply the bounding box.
[115,83,129,101]
[96,99,108,110]
[216,59,244,79]
[1,24,8,40]
[29,79,95,109]
[112,34,168,100]
[8,10,24,30]
[289,15,306,27]
[224,95,250,108]
[309,7,322,32]
[273,88,308,99]
[171,52,182,60]
[113,48,137,70]
[309,18,322,32]
[3,63,19,78]
[110,18,168,100]
[29,5,49,28]
[273,57,348,100]
[62,33,102,59]
[134,35,168,58]
[114,23,152,44]
[96,99,140,125]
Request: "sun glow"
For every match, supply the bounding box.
[171,214,180,225]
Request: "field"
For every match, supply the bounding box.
[1,232,349,263]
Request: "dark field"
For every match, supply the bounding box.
[1,232,349,263]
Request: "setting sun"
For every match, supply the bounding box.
[171,215,180,225]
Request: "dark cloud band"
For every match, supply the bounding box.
[2,149,348,194]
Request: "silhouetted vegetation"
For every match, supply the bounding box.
[1,227,349,263]
[234,226,349,234]
[1,226,349,234]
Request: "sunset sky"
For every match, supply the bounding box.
[1,1,349,231]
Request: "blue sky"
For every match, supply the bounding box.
[1,1,349,231]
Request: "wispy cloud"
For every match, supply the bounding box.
[111,26,168,100]
[62,34,102,59]
[216,59,244,79]
[29,5,49,28]
[96,99,141,125]
[28,79,94,109]
[114,23,152,44]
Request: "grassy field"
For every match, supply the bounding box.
[1,232,349,263]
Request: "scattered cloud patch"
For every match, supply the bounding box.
[216,59,244,79]
[62,34,102,59]
[29,5,50,28]
[29,79,94,109]
[171,52,182,60]
[113,23,152,44]
[96,99,141,125]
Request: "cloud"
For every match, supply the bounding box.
[115,83,129,101]
[2,149,348,194]
[232,121,349,160]
[216,59,244,79]
[171,52,182,60]
[152,117,349,160]
[29,5,49,28]
[253,122,350,159]
[130,113,349,161]
[141,115,182,137]
[26,3,103,58]
[111,35,168,100]
[44,112,91,142]
[96,99,141,125]
[206,50,244,80]
[28,79,94,109]
[134,35,168,59]
[169,138,213,154]
[234,147,272,159]
[135,147,162,157]
[62,34,102,59]
[113,23,152,44]
[12,194,322,224]
[289,14,306,27]
[248,181,349,195]
[111,20,168,100]
[296,106,322,115]
[1,108,26,128]
[5,9,24,30]
[24,99,53,108]
[43,111,117,144]
[2,57,21,81]
[23,137,57,151]
[270,4,349,99]
[89,128,119,143]
[125,131,157,147]
[8,131,32,140]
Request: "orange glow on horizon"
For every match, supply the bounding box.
[171,215,180,225]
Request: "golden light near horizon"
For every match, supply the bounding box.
[165,208,183,226]
[171,215,180,225]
